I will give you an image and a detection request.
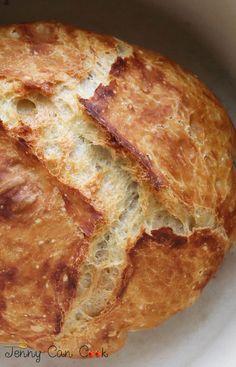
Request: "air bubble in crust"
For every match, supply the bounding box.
[17,99,36,115]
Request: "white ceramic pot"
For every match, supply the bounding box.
[0,1,235,366]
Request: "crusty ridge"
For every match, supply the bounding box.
[0,22,235,356]
[0,126,100,344]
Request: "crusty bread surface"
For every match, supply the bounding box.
[0,22,235,356]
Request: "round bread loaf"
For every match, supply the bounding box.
[0,22,235,357]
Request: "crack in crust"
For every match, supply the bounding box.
[0,22,235,357]
[81,50,235,229]
[0,128,100,343]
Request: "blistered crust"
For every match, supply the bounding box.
[48,227,228,357]
[0,22,235,357]
[0,128,102,344]
[82,51,236,228]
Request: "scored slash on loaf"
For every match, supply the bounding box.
[0,22,235,357]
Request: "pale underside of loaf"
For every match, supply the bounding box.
[0,22,235,356]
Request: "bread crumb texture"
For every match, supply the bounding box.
[0,22,235,356]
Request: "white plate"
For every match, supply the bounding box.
[0,1,235,366]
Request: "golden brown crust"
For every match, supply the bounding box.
[0,127,100,344]
[81,50,235,217]
[0,22,235,357]
[51,228,228,357]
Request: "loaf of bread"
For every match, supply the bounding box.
[0,22,235,357]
